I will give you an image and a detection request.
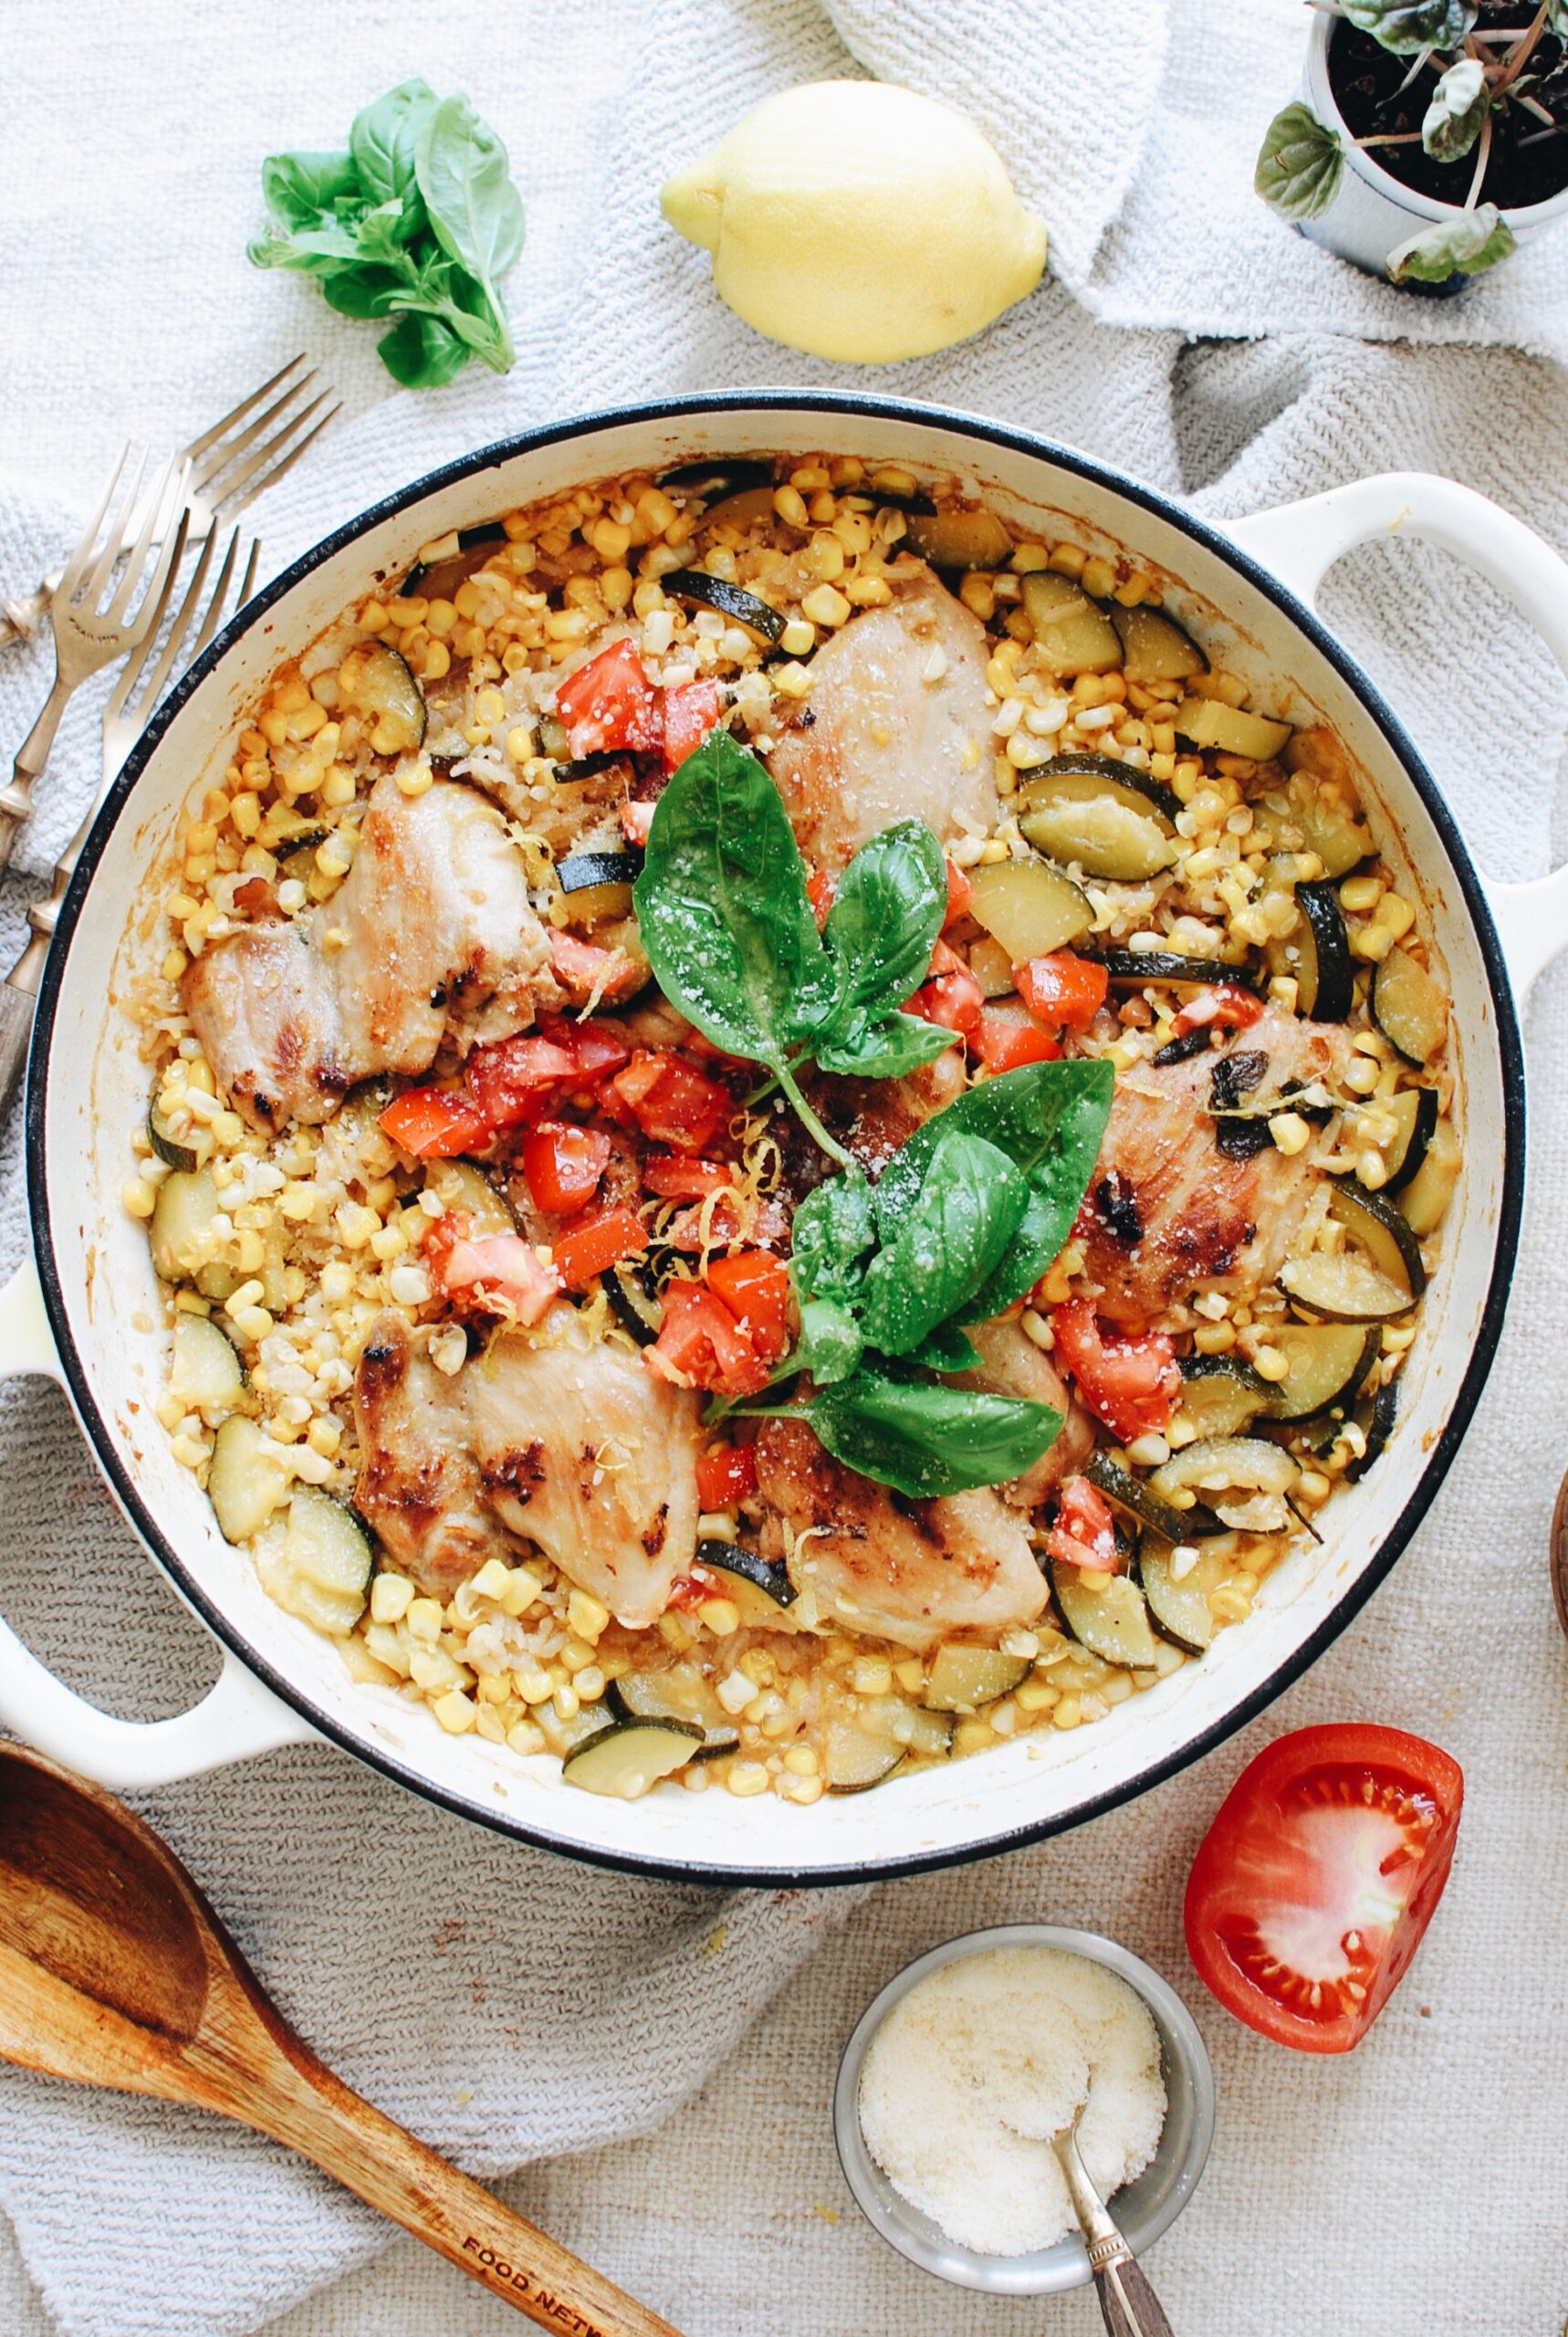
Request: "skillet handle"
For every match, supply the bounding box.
[0,1259,319,1788]
[1228,471,1568,1002]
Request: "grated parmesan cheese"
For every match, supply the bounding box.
[857,1945,1166,2257]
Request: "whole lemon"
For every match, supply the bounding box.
[660,80,1047,365]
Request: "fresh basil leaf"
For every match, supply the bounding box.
[789,1168,876,1302]
[1422,58,1490,162]
[635,732,831,1067]
[248,216,367,270]
[798,1371,1061,1499]
[416,94,525,297]
[789,1298,863,1387]
[1340,0,1476,50]
[1254,102,1345,223]
[319,262,404,320]
[377,309,472,389]
[819,820,946,1043]
[352,197,414,267]
[1387,202,1517,282]
[350,78,439,201]
[903,1320,983,1373]
[260,151,361,231]
[860,1130,1029,1357]
[812,1010,955,1080]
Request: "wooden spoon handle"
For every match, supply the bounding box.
[1092,2252,1175,2337]
[237,2050,684,2337]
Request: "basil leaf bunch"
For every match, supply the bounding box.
[738,1057,1114,1499]
[632,731,952,1165]
[249,81,524,389]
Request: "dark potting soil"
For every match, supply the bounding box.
[1329,6,1568,212]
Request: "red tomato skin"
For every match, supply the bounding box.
[806,870,835,931]
[662,679,724,770]
[521,1122,612,1214]
[706,1249,790,1361]
[1185,1724,1464,2056]
[642,1154,732,1201]
[1017,952,1110,1032]
[906,943,984,1038]
[551,1205,647,1289]
[465,1036,577,1130]
[646,1280,770,1398]
[1171,982,1266,1039]
[1051,1299,1179,1441]
[1046,1475,1121,1572]
[554,637,663,757]
[695,1441,759,1511]
[535,1014,632,1084]
[943,858,974,927]
[971,1009,1061,1071]
[379,1086,492,1158]
[611,1050,731,1153]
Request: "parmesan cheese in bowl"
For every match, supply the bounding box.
[833,1925,1214,2296]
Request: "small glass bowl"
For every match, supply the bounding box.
[832,1922,1215,2296]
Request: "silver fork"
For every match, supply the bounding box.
[0,356,337,652]
[2,446,192,877]
[0,524,261,1125]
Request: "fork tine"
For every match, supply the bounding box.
[209,397,343,528]
[190,366,323,499]
[182,353,311,475]
[102,515,204,734]
[105,453,190,630]
[81,448,155,611]
[117,524,220,735]
[188,530,259,665]
[56,445,136,603]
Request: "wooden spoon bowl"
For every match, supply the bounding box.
[0,1741,682,2337]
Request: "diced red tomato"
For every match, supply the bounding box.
[807,870,835,931]
[534,1013,633,1085]
[696,1441,759,1511]
[551,1204,648,1289]
[1051,1299,1179,1441]
[521,1121,612,1215]
[706,1249,790,1363]
[662,678,724,770]
[943,857,974,927]
[1017,951,1111,1032]
[548,927,647,1006]
[432,1225,562,1324]
[621,799,657,848]
[379,1085,492,1159]
[971,1008,1061,1071]
[611,1049,732,1153]
[465,1035,577,1132]
[905,941,984,1037]
[665,1567,721,1611]
[643,1154,734,1200]
[1046,1475,1121,1573]
[1185,1724,1464,2055]
[1171,982,1266,1038]
[645,1279,771,1398]
[554,637,663,758]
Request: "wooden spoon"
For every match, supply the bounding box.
[1552,1463,1568,1647]
[0,1741,683,2337]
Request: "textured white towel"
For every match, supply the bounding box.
[3,3,1568,2335]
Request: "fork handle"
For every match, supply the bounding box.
[0,576,56,652]
[2,670,72,875]
[0,980,37,1128]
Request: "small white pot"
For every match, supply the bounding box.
[1300,11,1568,281]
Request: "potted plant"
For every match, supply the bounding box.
[1256,1,1568,288]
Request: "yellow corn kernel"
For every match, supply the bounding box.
[954,1719,998,1755]
[1251,1344,1291,1383]
[832,509,873,557]
[1016,1678,1061,1713]
[804,532,845,582]
[800,583,852,628]
[306,1416,341,1462]
[472,1556,514,1602]
[850,1656,894,1699]
[783,1744,821,1778]
[121,1179,157,1221]
[771,661,813,699]
[772,485,810,529]
[893,1658,926,1697]
[1340,874,1384,915]
[567,1589,611,1642]
[406,1597,444,1644]
[842,573,893,607]
[395,760,435,800]
[726,1759,771,1797]
[1051,1694,1083,1731]
[1192,1320,1237,1354]
[371,1573,414,1626]
[1351,923,1396,964]
[1376,892,1416,939]
[697,1597,741,1637]
[1268,1112,1312,1156]
[501,1565,544,1619]
[958,573,996,621]
[432,1689,476,1734]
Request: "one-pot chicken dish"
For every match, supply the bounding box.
[129,454,1458,1804]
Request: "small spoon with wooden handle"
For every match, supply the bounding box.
[0,1740,684,2337]
[1051,2100,1174,2337]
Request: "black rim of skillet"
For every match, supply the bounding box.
[26,390,1526,1890]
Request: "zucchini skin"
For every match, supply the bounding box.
[1293,881,1354,1022]
[659,568,787,645]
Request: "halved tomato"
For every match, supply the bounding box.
[1185,1723,1464,2054]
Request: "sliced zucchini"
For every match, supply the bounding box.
[659,568,786,645]
[1260,1323,1381,1424]
[150,1168,222,1287]
[339,642,426,756]
[270,1486,372,1635]
[1281,737,1373,877]
[1083,1451,1198,1546]
[168,1314,245,1412]
[538,1697,618,1759]
[1346,1372,1399,1483]
[1175,1355,1269,1441]
[1018,753,1183,827]
[1293,882,1354,1021]
[610,1665,739,1759]
[966,854,1094,961]
[1397,1115,1459,1238]
[1018,785,1177,883]
[875,1702,955,1761]
[605,1261,663,1345]
[426,1160,516,1237]
[556,848,641,927]
[148,1101,198,1174]
[562,1717,705,1797]
[695,1539,798,1625]
[1329,1179,1427,1300]
[1020,570,1123,676]
[904,507,1013,571]
[1051,1562,1162,1670]
[1381,1086,1438,1193]
[1102,949,1261,991]
[923,1644,1030,1712]
[1372,943,1448,1065]
[1151,1028,1213,1068]
[207,1414,291,1544]
[1150,1436,1301,1535]
[823,1724,907,1794]
[536,712,626,780]
[691,483,779,540]
[968,934,1017,998]
[1111,603,1207,685]
[1136,1536,1244,1657]
[658,456,777,500]
[402,520,507,601]
[1279,1252,1416,1323]
[1173,697,1292,761]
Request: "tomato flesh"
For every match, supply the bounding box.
[552,1205,647,1289]
[1017,951,1110,1032]
[1047,1474,1120,1573]
[706,1249,790,1363]
[971,1007,1060,1071]
[662,678,724,770]
[521,1122,612,1214]
[647,1279,771,1399]
[1171,982,1265,1039]
[379,1085,492,1159]
[554,637,663,758]
[1051,1299,1179,1441]
[612,1050,732,1153]
[696,1441,759,1511]
[1185,1723,1464,2054]
[465,1035,577,1130]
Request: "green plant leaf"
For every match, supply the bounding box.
[1255,102,1345,222]
[902,1320,983,1373]
[1340,0,1477,53]
[789,1169,877,1303]
[319,262,405,318]
[859,1130,1030,1357]
[819,820,947,1043]
[812,1010,955,1080]
[377,309,472,388]
[416,94,525,291]
[259,151,361,231]
[1422,58,1490,162]
[1387,201,1517,281]
[350,78,439,201]
[789,1298,863,1388]
[792,1370,1061,1499]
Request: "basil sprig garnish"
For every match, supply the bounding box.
[632,733,952,1165]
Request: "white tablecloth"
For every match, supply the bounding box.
[4,3,1568,2332]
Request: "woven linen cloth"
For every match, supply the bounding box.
[3,2,1568,2334]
